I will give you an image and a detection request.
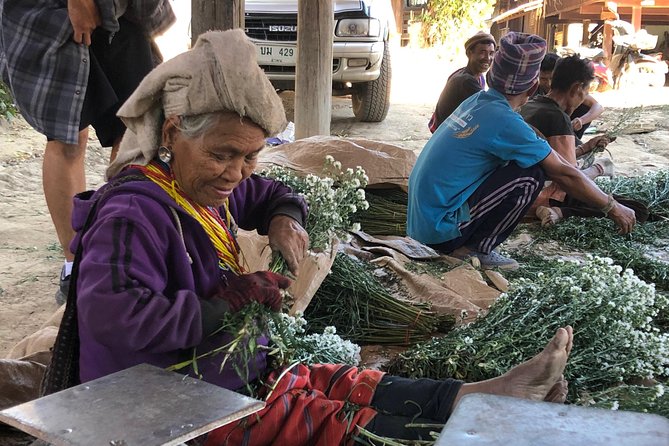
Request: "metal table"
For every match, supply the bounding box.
[0,363,264,446]
[435,393,669,446]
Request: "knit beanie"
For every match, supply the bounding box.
[464,31,496,52]
[488,32,547,95]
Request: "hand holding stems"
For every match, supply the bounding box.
[581,135,615,154]
[68,0,101,46]
[268,215,309,276]
[217,271,292,312]
[607,201,636,235]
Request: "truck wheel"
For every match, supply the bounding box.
[352,43,391,122]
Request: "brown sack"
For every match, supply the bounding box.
[6,326,59,360]
[370,256,500,324]
[258,136,416,190]
[0,351,51,410]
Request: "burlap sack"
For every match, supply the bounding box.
[258,136,416,191]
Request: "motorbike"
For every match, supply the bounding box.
[591,20,667,89]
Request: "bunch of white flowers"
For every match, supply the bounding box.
[268,312,361,366]
[262,156,369,251]
[388,256,669,401]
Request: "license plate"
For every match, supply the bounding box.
[256,44,297,65]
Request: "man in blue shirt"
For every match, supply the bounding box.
[408,32,636,270]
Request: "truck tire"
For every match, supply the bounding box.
[352,43,391,122]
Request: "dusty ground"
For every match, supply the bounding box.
[1,48,669,358]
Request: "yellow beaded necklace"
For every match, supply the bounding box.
[133,161,243,274]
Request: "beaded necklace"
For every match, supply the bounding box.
[132,160,243,274]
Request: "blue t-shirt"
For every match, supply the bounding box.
[408,89,552,244]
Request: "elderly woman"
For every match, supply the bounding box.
[44,30,575,445]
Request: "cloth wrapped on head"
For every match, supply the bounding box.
[488,32,546,95]
[464,31,496,52]
[107,28,286,179]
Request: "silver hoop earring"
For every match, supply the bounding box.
[158,146,173,164]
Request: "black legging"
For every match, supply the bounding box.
[365,375,463,440]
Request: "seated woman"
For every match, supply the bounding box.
[44,29,574,445]
[520,55,621,225]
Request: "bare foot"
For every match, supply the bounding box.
[543,375,568,403]
[498,326,573,401]
[454,326,573,407]
[536,206,563,227]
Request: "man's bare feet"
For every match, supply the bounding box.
[536,206,563,227]
[453,326,574,407]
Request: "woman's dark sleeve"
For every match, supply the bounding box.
[227,174,308,234]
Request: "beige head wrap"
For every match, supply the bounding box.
[107,29,287,179]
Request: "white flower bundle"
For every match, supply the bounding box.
[262,155,369,252]
[388,256,668,401]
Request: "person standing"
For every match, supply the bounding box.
[428,31,496,133]
[0,0,175,304]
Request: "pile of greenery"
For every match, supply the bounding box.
[530,218,669,291]
[386,257,668,414]
[597,169,669,219]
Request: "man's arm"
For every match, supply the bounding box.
[572,94,604,130]
[539,150,636,234]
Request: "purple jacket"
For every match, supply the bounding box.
[72,171,307,390]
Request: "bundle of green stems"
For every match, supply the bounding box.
[357,192,407,236]
[306,252,450,344]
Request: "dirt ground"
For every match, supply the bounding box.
[1,47,669,382]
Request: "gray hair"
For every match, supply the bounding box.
[177,113,219,139]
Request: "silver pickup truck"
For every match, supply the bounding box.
[245,0,394,122]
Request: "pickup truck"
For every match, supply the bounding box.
[245,0,394,122]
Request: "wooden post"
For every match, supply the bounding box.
[191,0,245,46]
[295,0,334,139]
[603,22,613,63]
[582,19,591,47]
[631,6,642,32]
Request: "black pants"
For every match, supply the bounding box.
[365,375,463,440]
[430,162,546,254]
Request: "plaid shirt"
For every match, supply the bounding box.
[0,0,174,144]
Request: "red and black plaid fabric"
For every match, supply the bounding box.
[205,364,385,446]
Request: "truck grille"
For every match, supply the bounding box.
[245,16,298,42]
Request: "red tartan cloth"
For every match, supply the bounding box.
[205,364,385,446]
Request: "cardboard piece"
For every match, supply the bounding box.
[236,230,337,315]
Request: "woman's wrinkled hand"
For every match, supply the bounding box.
[268,215,309,276]
[68,0,101,46]
[217,271,292,312]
